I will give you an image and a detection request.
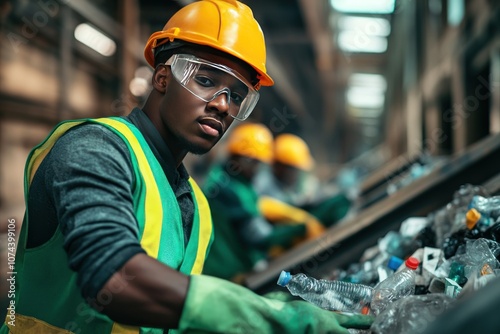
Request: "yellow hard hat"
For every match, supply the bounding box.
[227,123,273,163]
[274,134,314,171]
[144,0,274,88]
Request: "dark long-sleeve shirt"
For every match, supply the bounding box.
[26,108,194,299]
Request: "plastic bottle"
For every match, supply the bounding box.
[370,257,420,315]
[377,255,404,283]
[468,195,500,229]
[442,184,488,239]
[276,271,373,313]
[345,261,378,285]
[442,209,483,259]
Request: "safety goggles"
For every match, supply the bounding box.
[165,54,260,121]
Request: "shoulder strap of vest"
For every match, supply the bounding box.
[92,117,167,258]
[184,178,213,274]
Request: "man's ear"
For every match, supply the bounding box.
[152,64,170,93]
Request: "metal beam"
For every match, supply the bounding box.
[63,0,122,39]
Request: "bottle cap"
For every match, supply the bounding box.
[387,256,404,271]
[465,208,481,230]
[405,257,419,270]
[277,271,291,286]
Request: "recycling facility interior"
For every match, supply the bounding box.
[0,0,500,329]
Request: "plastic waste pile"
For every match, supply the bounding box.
[276,184,500,333]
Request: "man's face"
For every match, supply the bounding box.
[158,50,255,156]
[274,162,301,188]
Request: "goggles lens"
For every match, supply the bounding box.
[166,54,259,121]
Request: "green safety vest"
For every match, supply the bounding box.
[2,117,213,334]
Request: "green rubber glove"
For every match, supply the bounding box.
[179,275,374,334]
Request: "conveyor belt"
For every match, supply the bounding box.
[244,134,500,294]
[355,153,425,210]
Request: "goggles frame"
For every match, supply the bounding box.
[165,54,260,121]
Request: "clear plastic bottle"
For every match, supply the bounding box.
[469,195,500,212]
[370,257,420,315]
[468,195,500,230]
[377,255,404,283]
[276,271,373,313]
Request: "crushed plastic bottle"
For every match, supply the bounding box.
[370,294,454,334]
[449,238,500,279]
[442,209,484,259]
[345,261,378,285]
[469,195,500,214]
[438,184,488,243]
[377,231,416,259]
[277,271,373,313]
[468,195,500,230]
[370,257,420,315]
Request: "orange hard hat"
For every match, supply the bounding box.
[143,0,274,88]
[227,123,273,163]
[274,134,314,171]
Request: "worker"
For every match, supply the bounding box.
[202,123,309,282]
[255,133,352,227]
[1,1,373,333]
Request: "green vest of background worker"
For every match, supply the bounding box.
[202,123,308,282]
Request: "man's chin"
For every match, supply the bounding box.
[185,140,214,155]
[179,135,219,155]
[189,147,211,155]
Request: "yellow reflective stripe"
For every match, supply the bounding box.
[110,322,139,334]
[96,118,163,258]
[189,178,212,274]
[28,122,85,185]
[6,314,74,334]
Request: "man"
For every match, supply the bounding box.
[255,133,352,227]
[254,133,316,205]
[202,123,308,282]
[1,1,373,333]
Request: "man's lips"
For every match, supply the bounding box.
[198,117,224,137]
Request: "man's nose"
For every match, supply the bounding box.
[207,88,231,114]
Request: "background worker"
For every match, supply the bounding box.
[202,123,308,282]
[255,133,352,227]
[1,1,373,333]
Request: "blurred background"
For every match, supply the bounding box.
[0,0,499,317]
[2,0,498,224]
